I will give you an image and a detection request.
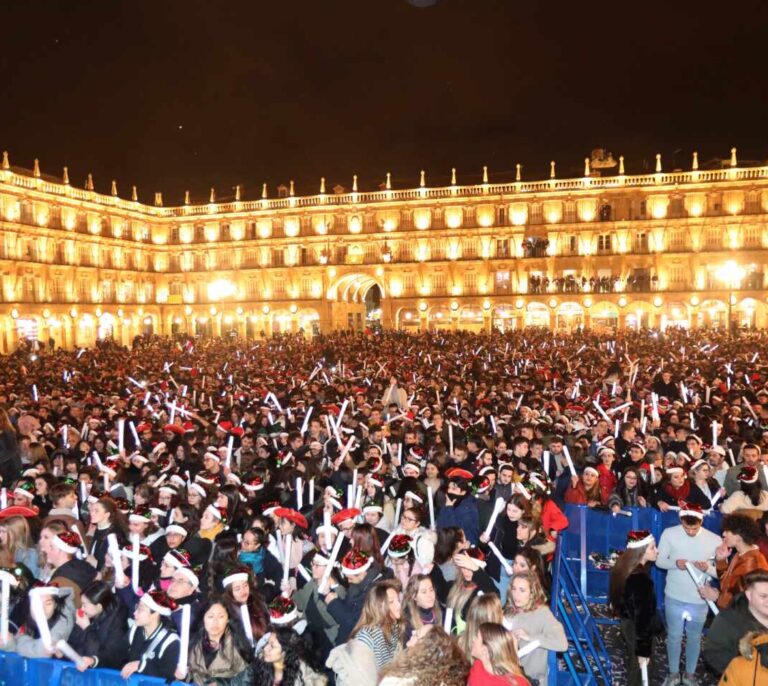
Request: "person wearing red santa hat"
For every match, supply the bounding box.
[122,590,180,681]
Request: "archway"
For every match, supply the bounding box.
[364,284,383,324]
[590,302,619,331]
[328,272,386,303]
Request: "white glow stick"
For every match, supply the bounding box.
[319,533,345,593]
[710,489,723,509]
[448,423,454,456]
[32,385,38,402]
[300,406,313,435]
[225,435,234,469]
[107,533,125,587]
[592,401,611,422]
[394,498,402,527]
[62,424,69,448]
[275,530,284,562]
[176,604,191,676]
[641,662,649,686]
[484,498,506,538]
[614,419,620,438]
[282,534,292,588]
[712,421,718,448]
[427,486,436,530]
[443,607,454,633]
[487,541,513,575]
[240,603,254,646]
[131,533,140,593]
[354,485,363,510]
[30,590,53,650]
[0,570,18,643]
[516,639,541,658]
[323,509,332,549]
[129,421,141,448]
[380,530,396,555]
[308,478,315,506]
[543,450,550,475]
[346,484,355,509]
[562,445,577,476]
[56,640,86,668]
[684,562,719,615]
[117,419,125,453]
[297,564,311,582]
[296,477,303,510]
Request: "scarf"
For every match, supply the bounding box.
[239,549,264,575]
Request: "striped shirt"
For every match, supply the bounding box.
[357,624,401,670]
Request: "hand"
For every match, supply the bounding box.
[479,533,490,544]
[454,553,480,572]
[675,560,688,570]
[658,502,670,512]
[699,585,720,601]
[512,628,529,641]
[77,657,95,672]
[75,611,91,629]
[693,560,709,572]
[637,656,650,670]
[121,661,140,679]
[611,504,620,514]
[715,542,731,561]
[637,496,647,507]
[174,667,188,680]
[115,573,130,589]
[280,579,295,596]
[570,475,579,488]
[445,495,455,507]
[324,592,337,604]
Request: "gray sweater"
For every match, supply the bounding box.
[504,605,568,684]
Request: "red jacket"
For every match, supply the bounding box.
[468,660,530,686]
[541,499,570,540]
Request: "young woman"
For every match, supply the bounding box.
[349,579,403,675]
[178,598,255,685]
[515,517,554,560]
[564,467,605,507]
[503,572,567,686]
[479,494,531,602]
[401,573,441,644]
[468,622,530,686]
[459,593,504,660]
[607,467,648,512]
[198,503,227,540]
[704,513,768,609]
[221,566,270,644]
[254,627,327,686]
[0,515,40,576]
[720,466,768,514]
[595,448,618,503]
[511,548,550,593]
[238,526,282,598]
[446,547,497,634]
[87,496,127,570]
[687,458,725,510]
[0,584,76,657]
[609,530,663,686]
[379,625,469,686]
[68,581,129,670]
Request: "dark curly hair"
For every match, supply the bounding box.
[252,628,321,686]
[722,513,761,545]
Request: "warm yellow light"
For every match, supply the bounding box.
[690,295,699,306]
[515,298,525,309]
[209,306,217,316]
[69,307,78,318]
[290,304,298,314]
[414,209,431,230]
[143,316,152,325]
[224,315,233,325]
[236,306,244,315]
[184,305,192,316]
[583,297,592,308]
[418,302,428,312]
[284,218,299,237]
[483,299,492,311]
[653,296,663,307]
[450,301,459,311]
[445,209,462,229]
[390,280,403,297]
[375,266,384,277]
[208,279,236,301]
[716,260,746,288]
[10,308,19,319]
[349,216,362,234]
[548,298,557,309]
[618,296,627,308]
[173,317,182,325]
[404,311,413,320]
[262,304,270,314]
[688,203,703,217]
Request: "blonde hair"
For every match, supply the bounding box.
[504,571,547,616]
[403,573,442,632]
[446,571,477,621]
[350,578,402,643]
[0,516,33,556]
[459,593,503,658]
[477,622,525,677]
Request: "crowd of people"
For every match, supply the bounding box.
[0,327,766,685]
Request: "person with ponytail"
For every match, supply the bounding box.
[609,530,663,686]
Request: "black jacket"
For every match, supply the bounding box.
[89,524,125,571]
[0,430,21,484]
[127,622,180,681]
[703,592,768,674]
[326,561,384,644]
[68,601,129,669]
[616,570,661,658]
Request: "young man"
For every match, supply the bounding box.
[121,591,180,681]
[46,529,96,605]
[656,503,722,686]
[435,468,479,545]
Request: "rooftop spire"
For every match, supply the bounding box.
[386,172,392,190]
[62,166,70,185]
[111,180,118,196]
[550,160,556,179]
[184,190,190,205]
[319,177,325,194]
[516,164,521,181]
[619,155,625,175]
[482,165,488,184]
[289,180,295,196]
[451,167,456,185]
[85,173,94,191]
[419,170,425,187]
[692,151,699,170]
[655,153,662,173]
[209,187,216,203]
[261,183,268,199]
[583,158,590,177]
[235,184,241,201]
[730,147,738,167]
[33,158,41,178]
[154,192,163,207]
[1,151,8,170]
[352,174,358,192]
[131,185,138,202]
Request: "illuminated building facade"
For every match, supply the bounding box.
[0,147,767,350]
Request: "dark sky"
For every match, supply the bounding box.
[1,0,766,204]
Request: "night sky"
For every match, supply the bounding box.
[1,0,766,204]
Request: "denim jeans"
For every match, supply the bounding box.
[494,557,514,604]
[664,595,708,675]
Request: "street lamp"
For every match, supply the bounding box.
[716,260,746,336]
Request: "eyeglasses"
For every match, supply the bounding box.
[401,516,418,523]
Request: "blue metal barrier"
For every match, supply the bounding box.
[549,505,723,685]
[0,652,187,686]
